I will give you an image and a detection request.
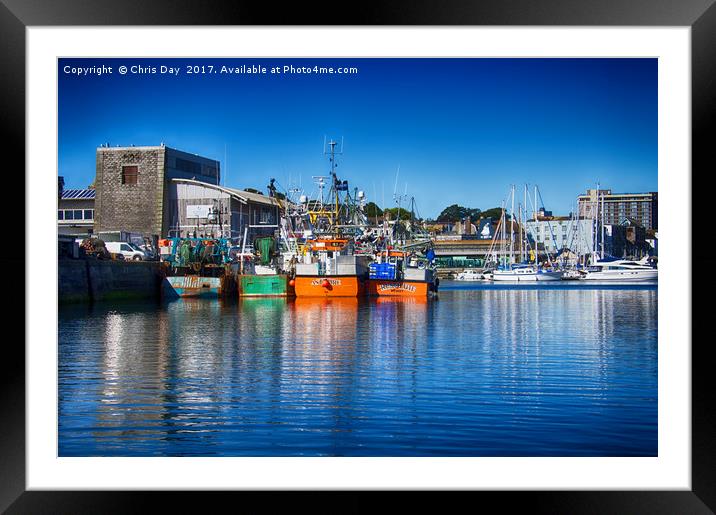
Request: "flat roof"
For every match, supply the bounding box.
[578,192,655,198]
[97,145,164,151]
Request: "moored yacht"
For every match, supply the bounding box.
[491,263,563,282]
[455,269,486,281]
[582,256,657,281]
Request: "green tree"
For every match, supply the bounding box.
[480,207,503,220]
[383,207,412,221]
[465,207,481,220]
[437,204,481,222]
[364,202,383,219]
[437,204,464,222]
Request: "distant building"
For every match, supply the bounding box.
[94,144,221,237]
[166,178,281,242]
[524,219,595,256]
[577,189,658,230]
[453,217,477,235]
[536,207,553,219]
[58,188,95,237]
[603,219,650,258]
[427,222,454,234]
[525,217,649,258]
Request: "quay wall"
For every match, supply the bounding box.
[59,259,162,303]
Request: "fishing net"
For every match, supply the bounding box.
[255,237,274,266]
[178,241,192,266]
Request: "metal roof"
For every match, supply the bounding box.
[61,189,96,199]
[171,178,281,207]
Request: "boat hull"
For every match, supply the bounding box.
[366,279,435,297]
[456,275,485,281]
[239,274,294,297]
[492,270,562,282]
[293,275,365,297]
[583,270,657,281]
[162,275,232,298]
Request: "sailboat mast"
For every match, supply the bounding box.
[523,184,528,262]
[600,187,605,259]
[501,200,506,266]
[518,201,523,263]
[534,185,538,267]
[593,181,599,262]
[510,185,515,265]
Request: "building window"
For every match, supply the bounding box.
[58,209,94,221]
[203,165,218,179]
[176,157,202,175]
[122,165,138,185]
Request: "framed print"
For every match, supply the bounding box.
[4,0,715,512]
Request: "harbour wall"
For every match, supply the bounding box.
[59,259,162,303]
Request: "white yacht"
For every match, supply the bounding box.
[582,256,657,282]
[491,264,563,282]
[455,269,486,281]
[561,268,584,280]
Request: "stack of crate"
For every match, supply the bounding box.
[369,262,397,280]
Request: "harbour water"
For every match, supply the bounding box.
[58,282,657,457]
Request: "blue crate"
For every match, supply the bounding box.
[369,263,396,279]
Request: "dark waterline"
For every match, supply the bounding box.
[58,282,657,457]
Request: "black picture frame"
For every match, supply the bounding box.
[3,1,714,512]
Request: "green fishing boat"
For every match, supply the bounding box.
[238,236,295,297]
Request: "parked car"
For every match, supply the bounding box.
[105,241,147,261]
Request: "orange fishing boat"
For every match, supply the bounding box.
[293,238,369,297]
[366,250,438,297]
[366,278,433,297]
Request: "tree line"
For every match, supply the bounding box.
[364,202,503,223]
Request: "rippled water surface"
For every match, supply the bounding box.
[58,282,657,456]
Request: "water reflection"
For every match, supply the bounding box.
[59,286,657,456]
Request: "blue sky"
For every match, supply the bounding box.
[58,58,656,218]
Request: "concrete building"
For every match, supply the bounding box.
[94,144,220,237]
[524,219,595,256]
[58,188,95,237]
[603,219,650,258]
[165,178,281,242]
[577,189,658,230]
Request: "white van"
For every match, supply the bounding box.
[105,241,146,261]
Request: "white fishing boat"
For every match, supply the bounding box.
[455,269,486,281]
[492,264,563,282]
[582,255,657,281]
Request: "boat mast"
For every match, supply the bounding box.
[523,184,528,262]
[600,186,605,259]
[501,200,506,267]
[593,181,599,263]
[534,184,538,268]
[510,184,515,265]
[328,138,340,227]
[518,201,523,263]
